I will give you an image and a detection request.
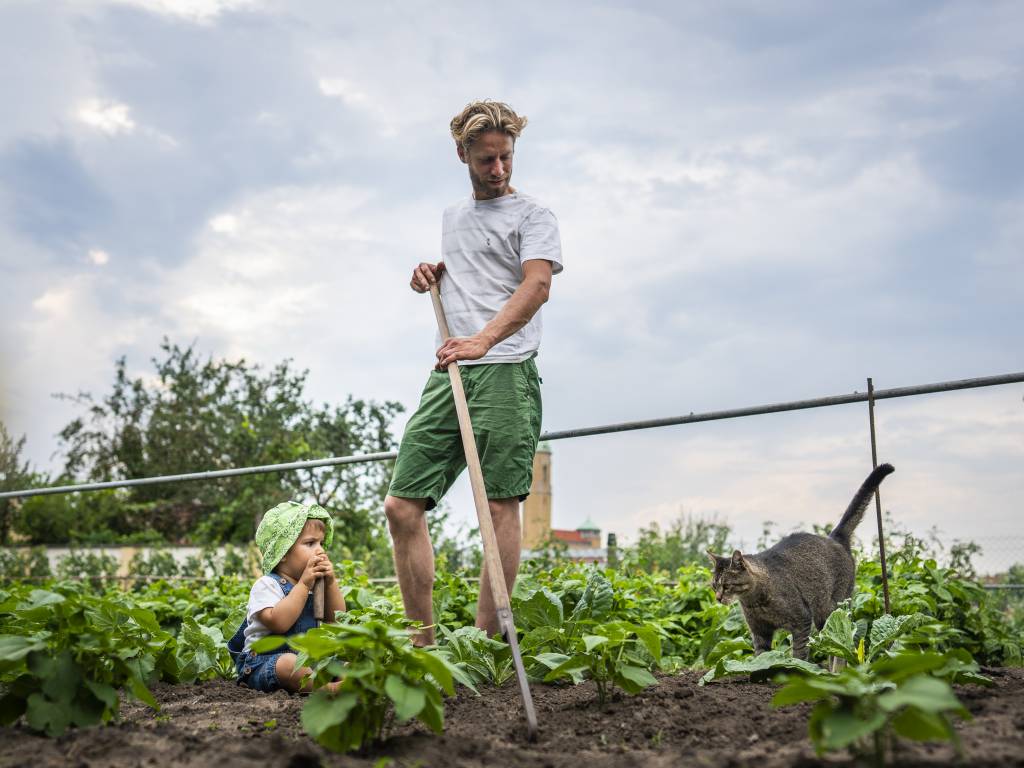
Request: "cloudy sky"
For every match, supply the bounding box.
[2,1,1022,572]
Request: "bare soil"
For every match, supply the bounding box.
[2,668,1022,768]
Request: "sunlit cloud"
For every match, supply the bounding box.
[32,286,75,316]
[106,0,260,25]
[77,99,135,136]
[317,77,368,106]
[208,214,238,234]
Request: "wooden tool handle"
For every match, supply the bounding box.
[428,281,537,740]
[429,284,511,615]
[313,577,325,621]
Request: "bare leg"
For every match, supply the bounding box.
[384,495,435,646]
[475,497,522,638]
[274,653,341,693]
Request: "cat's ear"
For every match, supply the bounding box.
[730,549,747,570]
[705,549,719,566]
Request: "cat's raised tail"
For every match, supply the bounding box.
[829,463,895,550]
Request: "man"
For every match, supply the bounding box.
[384,100,563,645]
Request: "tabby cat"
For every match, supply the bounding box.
[707,463,894,659]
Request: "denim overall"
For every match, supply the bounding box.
[228,576,319,692]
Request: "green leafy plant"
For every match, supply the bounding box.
[255,617,466,753]
[128,547,180,583]
[774,668,971,762]
[851,519,1023,667]
[434,625,514,686]
[0,547,52,581]
[514,570,662,706]
[431,566,479,634]
[541,619,661,707]
[701,605,988,764]
[55,549,119,589]
[0,585,175,735]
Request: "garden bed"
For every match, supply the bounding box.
[2,668,1022,767]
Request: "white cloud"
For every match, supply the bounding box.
[74,97,179,149]
[208,214,238,234]
[77,98,136,135]
[88,248,110,266]
[32,286,76,316]
[14,272,158,468]
[158,183,439,403]
[104,0,260,24]
[317,77,368,106]
[315,75,400,137]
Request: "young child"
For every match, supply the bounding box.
[228,500,346,693]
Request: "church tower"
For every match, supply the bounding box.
[521,442,552,549]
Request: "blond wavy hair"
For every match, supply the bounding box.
[450,100,528,151]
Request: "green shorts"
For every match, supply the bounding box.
[388,357,543,510]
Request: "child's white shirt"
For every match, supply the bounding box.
[242,574,288,652]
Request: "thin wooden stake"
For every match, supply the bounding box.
[867,377,891,614]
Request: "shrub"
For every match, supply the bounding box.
[255,617,465,753]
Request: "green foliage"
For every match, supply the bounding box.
[0,547,52,581]
[622,512,731,573]
[853,537,1023,666]
[775,671,971,762]
[177,544,258,580]
[0,584,172,735]
[0,423,32,545]
[0,519,1018,755]
[523,534,571,571]
[513,569,662,705]
[131,576,250,639]
[55,549,119,589]
[255,615,464,753]
[431,563,479,634]
[0,572,251,735]
[701,603,987,764]
[129,548,180,581]
[15,490,168,547]
[48,340,402,556]
[433,625,514,687]
[541,619,660,707]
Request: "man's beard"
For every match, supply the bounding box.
[470,169,510,199]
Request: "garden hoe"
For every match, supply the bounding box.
[429,282,539,742]
[313,578,324,625]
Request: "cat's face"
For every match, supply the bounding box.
[707,549,755,604]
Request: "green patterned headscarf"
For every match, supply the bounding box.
[255,501,334,574]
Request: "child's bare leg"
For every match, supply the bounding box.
[275,653,313,692]
[274,654,343,693]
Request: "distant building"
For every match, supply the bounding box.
[521,443,606,564]
[521,442,553,550]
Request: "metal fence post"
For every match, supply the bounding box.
[867,377,891,614]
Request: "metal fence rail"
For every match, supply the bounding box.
[2,370,1022,500]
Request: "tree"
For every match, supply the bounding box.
[52,339,403,554]
[0,422,32,545]
[625,511,732,573]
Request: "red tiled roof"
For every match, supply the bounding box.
[551,529,586,544]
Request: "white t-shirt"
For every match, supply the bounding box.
[438,192,563,365]
[242,574,288,652]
